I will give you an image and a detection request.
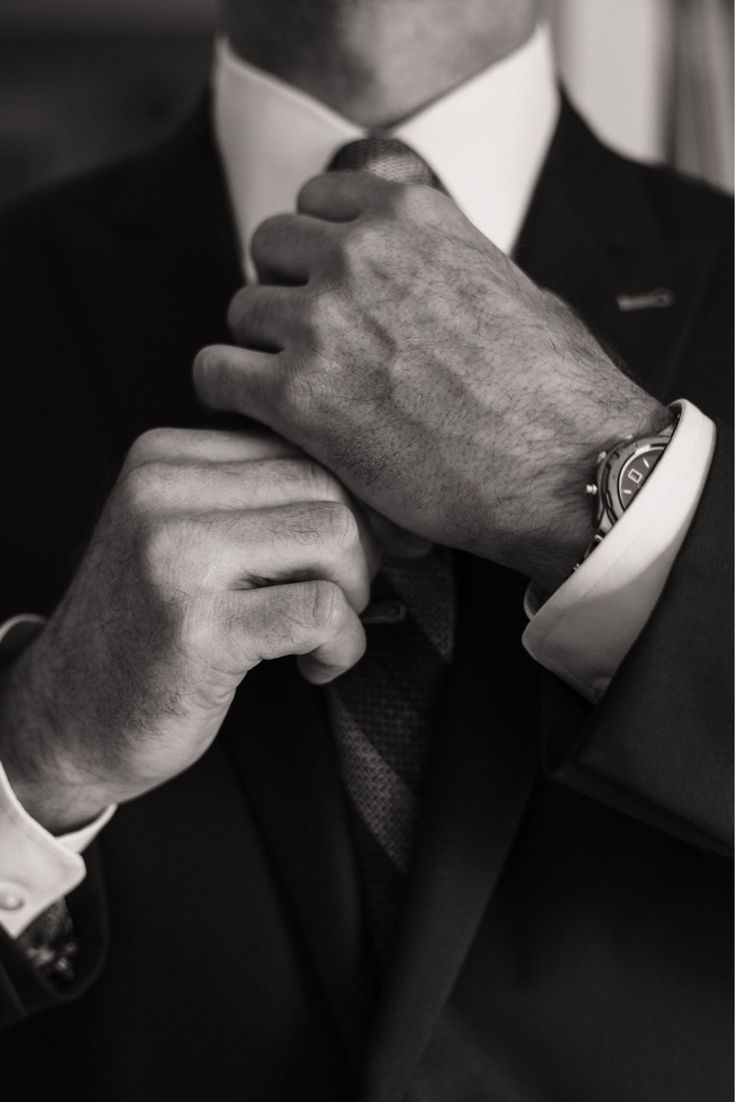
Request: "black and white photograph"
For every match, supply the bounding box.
[0,1,732,1099]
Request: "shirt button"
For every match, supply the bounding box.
[0,885,25,911]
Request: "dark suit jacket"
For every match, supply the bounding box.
[0,97,732,1102]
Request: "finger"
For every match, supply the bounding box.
[226,580,366,684]
[202,500,374,613]
[297,172,389,221]
[227,285,304,351]
[251,213,337,284]
[193,344,282,429]
[126,426,299,468]
[133,456,351,518]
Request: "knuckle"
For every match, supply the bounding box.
[338,222,374,269]
[271,355,308,414]
[138,515,191,584]
[295,291,331,348]
[181,595,250,687]
[303,457,342,501]
[179,594,219,657]
[338,220,394,280]
[118,459,171,515]
[263,350,293,407]
[304,579,344,633]
[314,499,360,552]
[388,182,415,214]
[298,289,324,328]
[395,182,432,216]
[126,427,173,466]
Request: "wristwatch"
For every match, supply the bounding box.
[577,418,677,565]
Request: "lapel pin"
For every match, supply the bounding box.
[616,287,675,312]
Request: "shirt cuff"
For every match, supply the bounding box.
[522,400,716,703]
[0,613,47,655]
[0,614,116,937]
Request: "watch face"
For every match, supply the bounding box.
[617,445,666,509]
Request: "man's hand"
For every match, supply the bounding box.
[194,172,671,591]
[0,428,376,832]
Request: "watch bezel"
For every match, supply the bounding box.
[577,417,677,570]
[603,438,670,521]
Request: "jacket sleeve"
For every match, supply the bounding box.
[540,424,733,857]
[0,845,108,1029]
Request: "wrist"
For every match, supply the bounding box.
[0,641,111,834]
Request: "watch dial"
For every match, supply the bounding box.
[618,445,665,508]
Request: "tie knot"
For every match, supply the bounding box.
[327,136,441,189]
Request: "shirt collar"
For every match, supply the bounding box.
[213,23,559,279]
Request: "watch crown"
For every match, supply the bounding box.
[596,450,607,463]
[585,483,598,496]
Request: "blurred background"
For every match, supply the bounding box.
[0,0,732,207]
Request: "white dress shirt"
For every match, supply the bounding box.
[0,23,716,937]
[214,25,560,276]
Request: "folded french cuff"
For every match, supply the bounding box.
[522,400,716,702]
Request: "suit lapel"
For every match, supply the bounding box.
[359,555,540,1102]
[54,98,243,445]
[109,96,238,265]
[514,98,715,400]
[223,660,378,1074]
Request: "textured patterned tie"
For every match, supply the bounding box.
[328,135,444,188]
[324,137,454,967]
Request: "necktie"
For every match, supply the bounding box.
[324,137,455,967]
[328,135,443,188]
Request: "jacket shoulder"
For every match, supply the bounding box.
[0,144,164,265]
[632,158,733,240]
[556,100,732,245]
[0,101,232,289]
